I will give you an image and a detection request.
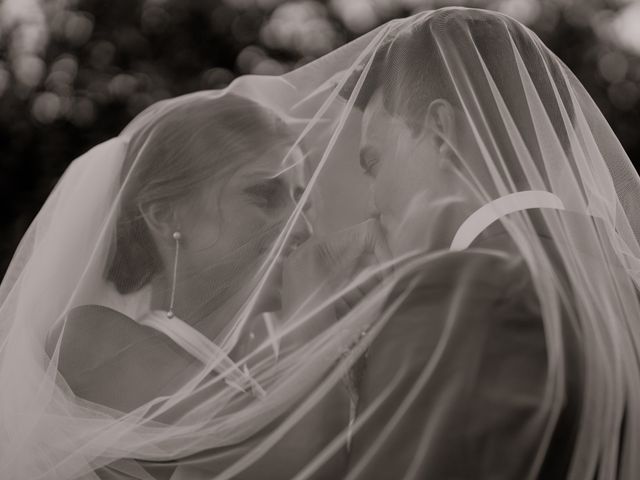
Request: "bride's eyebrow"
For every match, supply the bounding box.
[244,175,287,193]
[244,171,283,181]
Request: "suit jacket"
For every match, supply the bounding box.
[347,209,611,479]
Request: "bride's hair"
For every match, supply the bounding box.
[105,93,293,294]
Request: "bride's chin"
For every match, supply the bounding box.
[250,271,283,314]
[257,287,282,313]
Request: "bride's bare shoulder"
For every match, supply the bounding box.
[54,305,150,365]
[53,305,193,410]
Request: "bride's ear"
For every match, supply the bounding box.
[138,202,180,243]
[425,99,456,158]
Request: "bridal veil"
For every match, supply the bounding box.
[2,7,640,479]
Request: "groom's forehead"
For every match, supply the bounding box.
[361,90,405,145]
[361,90,386,136]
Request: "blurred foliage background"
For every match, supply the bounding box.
[1,0,640,274]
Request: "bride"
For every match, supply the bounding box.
[0,90,371,479]
[48,93,313,412]
[3,6,640,480]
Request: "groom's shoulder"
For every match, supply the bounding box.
[388,247,533,304]
[380,247,542,344]
[370,248,545,391]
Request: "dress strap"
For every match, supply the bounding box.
[137,310,266,398]
[450,190,566,251]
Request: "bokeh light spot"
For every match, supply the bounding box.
[32,92,61,123]
[64,12,93,46]
[69,97,96,126]
[15,55,45,88]
[236,45,267,73]
[201,67,235,88]
[495,0,541,25]
[253,58,286,75]
[89,41,116,70]
[608,80,639,111]
[609,2,640,56]
[599,51,629,84]
[261,1,342,57]
[330,0,379,34]
[108,74,138,99]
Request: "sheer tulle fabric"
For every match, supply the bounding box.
[2,7,640,479]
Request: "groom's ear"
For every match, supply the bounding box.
[424,99,456,156]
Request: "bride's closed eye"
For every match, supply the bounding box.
[245,178,288,209]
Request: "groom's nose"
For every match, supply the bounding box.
[367,208,381,222]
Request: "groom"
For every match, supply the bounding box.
[344,9,583,480]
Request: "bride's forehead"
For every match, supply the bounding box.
[235,143,306,179]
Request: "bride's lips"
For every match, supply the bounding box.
[254,288,282,314]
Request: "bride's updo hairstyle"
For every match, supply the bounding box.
[106,93,293,294]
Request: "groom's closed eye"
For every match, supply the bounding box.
[359,146,381,178]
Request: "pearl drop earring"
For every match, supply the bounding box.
[167,231,181,319]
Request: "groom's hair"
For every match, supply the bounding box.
[347,8,575,126]
[344,8,576,167]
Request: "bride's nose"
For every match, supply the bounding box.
[289,209,313,249]
[288,187,314,249]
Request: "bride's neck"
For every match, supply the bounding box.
[148,269,250,340]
